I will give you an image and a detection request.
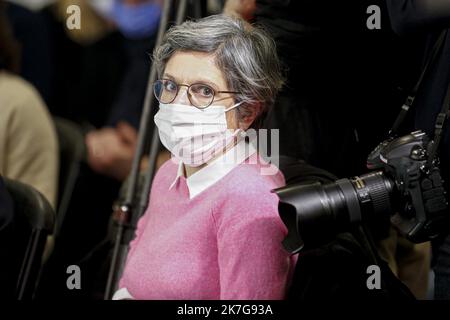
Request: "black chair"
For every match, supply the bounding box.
[53,117,87,237]
[4,178,55,300]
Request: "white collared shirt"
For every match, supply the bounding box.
[112,287,134,300]
[169,138,257,199]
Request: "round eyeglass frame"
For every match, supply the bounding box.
[153,79,241,109]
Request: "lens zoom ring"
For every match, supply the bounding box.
[367,179,391,214]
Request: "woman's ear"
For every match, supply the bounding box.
[239,102,261,130]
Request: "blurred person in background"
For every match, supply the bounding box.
[5,0,56,108]
[0,0,58,208]
[0,0,58,271]
[37,0,163,300]
[84,0,163,181]
[29,0,163,180]
[385,0,450,300]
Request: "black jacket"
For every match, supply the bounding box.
[387,0,450,178]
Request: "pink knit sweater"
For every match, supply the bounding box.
[118,151,297,299]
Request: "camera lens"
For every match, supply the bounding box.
[275,171,395,253]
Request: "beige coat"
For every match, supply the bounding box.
[0,71,58,208]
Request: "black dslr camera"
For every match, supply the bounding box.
[275,130,449,254]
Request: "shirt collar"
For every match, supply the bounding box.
[169,137,257,199]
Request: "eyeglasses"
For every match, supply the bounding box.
[153,79,241,109]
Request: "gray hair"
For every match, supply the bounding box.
[152,14,285,128]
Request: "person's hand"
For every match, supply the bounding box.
[85,122,138,181]
[223,0,256,21]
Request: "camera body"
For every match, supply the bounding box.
[275,130,449,254]
[367,130,448,242]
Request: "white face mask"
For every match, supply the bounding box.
[154,102,243,167]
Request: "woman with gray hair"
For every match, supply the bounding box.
[114,14,296,300]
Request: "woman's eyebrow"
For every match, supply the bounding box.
[162,73,176,81]
[194,78,220,91]
[163,73,219,90]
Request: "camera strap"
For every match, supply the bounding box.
[389,30,448,136]
[427,82,450,166]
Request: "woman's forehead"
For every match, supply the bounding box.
[164,51,228,90]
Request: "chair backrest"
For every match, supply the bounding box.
[4,178,55,300]
[53,117,86,237]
